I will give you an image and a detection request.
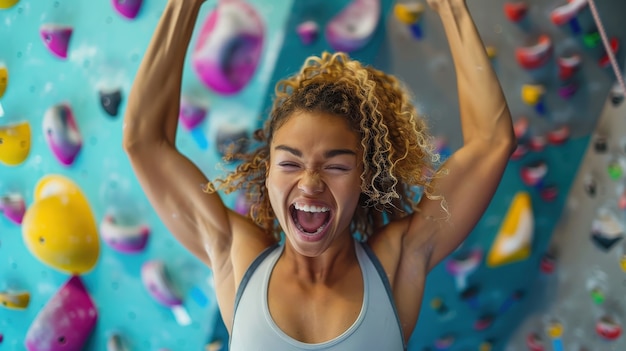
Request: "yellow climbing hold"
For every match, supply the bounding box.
[0,62,7,98]
[22,175,100,274]
[0,290,30,310]
[486,46,497,59]
[487,192,534,267]
[394,3,425,25]
[546,320,564,339]
[521,84,545,106]
[0,121,31,166]
[620,255,626,272]
[0,0,19,10]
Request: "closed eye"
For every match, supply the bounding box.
[325,165,350,172]
[278,162,300,169]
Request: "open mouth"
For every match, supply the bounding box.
[290,203,331,236]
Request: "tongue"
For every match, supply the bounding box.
[296,210,329,233]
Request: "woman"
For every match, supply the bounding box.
[123,0,515,349]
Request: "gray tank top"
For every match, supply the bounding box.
[229,240,406,350]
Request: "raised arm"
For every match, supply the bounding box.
[123,0,235,269]
[406,0,516,271]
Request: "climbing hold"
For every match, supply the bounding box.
[141,260,191,326]
[590,208,623,251]
[25,275,97,351]
[22,175,100,274]
[607,158,625,180]
[107,333,128,351]
[234,190,251,216]
[40,24,73,59]
[393,2,425,40]
[584,173,598,197]
[326,0,381,52]
[539,183,558,202]
[474,314,494,331]
[599,38,619,68]
[558,82,578,99]
[0,290,30,310]
[296,21,319,45]
[100,214,150,254]
[499,289,524,313]
[433,334,455,350]
[0,121,31,166]
[179,98,208,131]
[445,248,482,290]
[0,0,19,9]
[0,192,26,225]
[557,54,581,80]
[589,286,605,305]
[99,88,123,117]
[583,31,601,48]
[192,0,264,95]
[593,136,608,153]
[521,84,546,114]
[620,254,626,272]
[429,296,450,316]
[551,0,587,33]
[513,116,529,140]
[547,125,570,145]
[511,144,528,160]
[112,0,142,20]
[520,160,547,187]
[485,46,497,59]
[596,315,622,341]
[540,250,556,273]
[487,192,534,267]
[546,320,564,351]
[526,332,545,351]
[479,339,495,351]
[528,135,546,152]
[0,62,7,99]
[610,82,624,107]
[460,285,480,309]
[503,1,528,22]
[141,260,182,307]
[216,124,249,159]
[515,35,552,70]
[43,103,82,166]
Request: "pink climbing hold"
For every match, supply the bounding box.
[326,0,381,53]
[42,103,82,166]
[192,0,265,95]
[515,35,552,70]
[0,193,26,225]
[24,275,97,351]
[40,24,73,59]
[112,0,143,20]
[179,98,207,131]
[297,21,319,45]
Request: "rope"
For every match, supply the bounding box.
[587,0,626,96]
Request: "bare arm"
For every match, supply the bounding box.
[405,0,516,271]
[123,0,243,269]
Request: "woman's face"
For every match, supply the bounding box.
[266,111,363,257]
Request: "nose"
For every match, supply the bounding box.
[298,170,324,195]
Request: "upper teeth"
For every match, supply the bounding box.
[294,203,329,213]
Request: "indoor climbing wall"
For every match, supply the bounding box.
[0,0,294,349]
[379,0,625,350]
[506,79,626,351]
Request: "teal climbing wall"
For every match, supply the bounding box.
[0,0,292,349]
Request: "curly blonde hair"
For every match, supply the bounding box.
[206,52,444,241]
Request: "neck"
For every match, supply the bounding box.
[282,234,358,285]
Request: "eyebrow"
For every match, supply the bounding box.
[274,145,357,158]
